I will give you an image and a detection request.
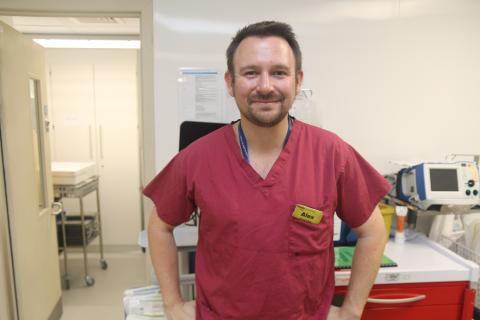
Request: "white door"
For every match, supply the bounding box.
[0,22,62,320]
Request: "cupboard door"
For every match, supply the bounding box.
[93,63,141,244]
[49,64,96,162]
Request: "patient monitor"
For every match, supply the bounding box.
[396,162,480,210]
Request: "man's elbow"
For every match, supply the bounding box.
[148,209,175,235]
[354,206,388,243]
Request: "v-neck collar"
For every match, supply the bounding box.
[225,119,303,187]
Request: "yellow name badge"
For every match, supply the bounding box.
[292,204,323,224]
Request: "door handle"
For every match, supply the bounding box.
[367,294,426,304]
[89,125,93,160]
[51,202,63,215]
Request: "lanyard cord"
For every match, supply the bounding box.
[238,115,294,163]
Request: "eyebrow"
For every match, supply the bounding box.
[238,64,291,73]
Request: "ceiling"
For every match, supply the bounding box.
[0,16,140,36]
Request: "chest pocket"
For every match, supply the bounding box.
[288,204,332,255]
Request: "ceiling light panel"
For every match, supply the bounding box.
[33,39,141,49]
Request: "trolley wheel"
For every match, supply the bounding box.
[64,278,70,290]
[100,259,108,270]
[85,275,95,287]
[63,274,71,290]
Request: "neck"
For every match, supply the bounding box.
[238,116,290,152]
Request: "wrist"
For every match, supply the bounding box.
[163,297,184,310]
[339,304,362,320]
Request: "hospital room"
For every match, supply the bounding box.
[0,0,479,319]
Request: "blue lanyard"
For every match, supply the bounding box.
[238,115,294,163]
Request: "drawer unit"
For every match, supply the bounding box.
[335,281,475,319]
[333,233,478,320]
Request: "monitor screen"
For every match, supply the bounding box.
[429,168,459,192]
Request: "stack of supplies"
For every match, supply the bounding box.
[123,286,165,319]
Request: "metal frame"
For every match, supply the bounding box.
[55,176,107,288]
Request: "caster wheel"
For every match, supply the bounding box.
[85,275,95,287]
[100,259,108,270]
[63,274,71,290]
[64,279,70,290]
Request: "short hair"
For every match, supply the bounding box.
[226,21,302,76]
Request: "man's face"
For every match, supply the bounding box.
[225,36,303,127]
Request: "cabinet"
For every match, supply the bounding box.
[46,49,141,245]
[334,233,478,320]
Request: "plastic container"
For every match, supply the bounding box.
[379,203,394,235]
[335,204,395,246]
[395,206,408,244]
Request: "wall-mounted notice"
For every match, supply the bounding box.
[178,68,222,122]
[178,68,239,123]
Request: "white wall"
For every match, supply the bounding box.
[153,0,480,174]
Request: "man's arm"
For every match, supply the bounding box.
[331,205,387,320]
[147,210,195,319]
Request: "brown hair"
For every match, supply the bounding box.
[226,21,302,77]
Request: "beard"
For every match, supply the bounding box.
[238,92,291,128]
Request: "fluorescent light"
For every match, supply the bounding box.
[33,39,140,49]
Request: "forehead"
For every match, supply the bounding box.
[233,36,295,70]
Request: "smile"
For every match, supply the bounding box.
[251,100,280,103]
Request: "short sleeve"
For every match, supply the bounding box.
[336,144,392,228]
[143,151,195,226]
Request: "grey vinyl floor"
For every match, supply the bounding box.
[59,247,148,320]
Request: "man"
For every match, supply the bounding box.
[145,21,391,320]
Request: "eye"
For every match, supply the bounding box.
[272,70,288,77]
[243,70,257,78]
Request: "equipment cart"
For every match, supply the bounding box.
[54,176,107,289]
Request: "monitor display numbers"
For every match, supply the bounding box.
[429,168,459,192]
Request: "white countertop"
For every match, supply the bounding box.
[137,225,198,249]
[336,232,479,285]
[173,225,198,249]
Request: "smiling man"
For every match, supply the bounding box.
[145,21,391,320]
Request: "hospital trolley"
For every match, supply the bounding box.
[55,176,107,289]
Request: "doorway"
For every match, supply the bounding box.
[0,13,147,319]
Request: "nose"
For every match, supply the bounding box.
[257,72,273,94]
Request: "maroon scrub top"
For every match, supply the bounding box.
[144,120,391,320]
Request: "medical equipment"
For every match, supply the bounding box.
[396,162,480,210]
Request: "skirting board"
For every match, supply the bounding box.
[48,297,63,320]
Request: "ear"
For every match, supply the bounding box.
[224,71,234,97]
[295,70,304,95]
